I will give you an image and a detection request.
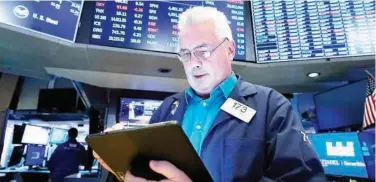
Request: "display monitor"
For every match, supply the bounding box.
[357,129,375,180]
[49,128,68,144]
[250,0,375,62]
[90,1,247,60]
[12,124,25,144]
[314,79,367,131]
[8,146,25,167]
[21,125,51,145]
[119,98,163,124]
[0,0,84,42]
[308,132,368,178]
[24,145,46,166]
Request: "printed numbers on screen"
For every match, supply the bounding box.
[71,2,81,9]
[116,11,127,17]
[237,51,245,55]
[167,43,177,47]
[109,36,124,42]
[135,1,144,6]
[133,26,142,31]
[133,32,141,37]
[233,102,247,113]
[134,14,143,19]
[115,0,128,4]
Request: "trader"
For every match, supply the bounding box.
[48,128,87,182]
[95,6,325,182]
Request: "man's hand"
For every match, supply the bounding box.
[125,160,192,182]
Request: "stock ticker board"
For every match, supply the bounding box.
[251,0,376,62]
[90,0,246,60]
[0,0,83,42]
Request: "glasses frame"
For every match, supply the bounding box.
[177,38,229,63]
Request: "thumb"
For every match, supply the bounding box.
[149,160,191,181]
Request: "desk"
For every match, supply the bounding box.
[0,168,99,182]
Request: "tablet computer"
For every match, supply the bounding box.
[85,121,213,181]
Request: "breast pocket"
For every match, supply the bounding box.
[223,138,264,182]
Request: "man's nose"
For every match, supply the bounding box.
[190,54,202,68]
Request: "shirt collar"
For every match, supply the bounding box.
[185,72,238,104]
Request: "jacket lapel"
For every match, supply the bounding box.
[166,92,187,125]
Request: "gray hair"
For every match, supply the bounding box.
[178,6,233,41]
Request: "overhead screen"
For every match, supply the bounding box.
[90,1,247,60]
[0,0,84,42]
[250,0,376,62]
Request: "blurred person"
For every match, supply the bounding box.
[48,128,86,182]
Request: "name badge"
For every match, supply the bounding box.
[220,98,256,123]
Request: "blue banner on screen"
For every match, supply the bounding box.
[90,1,246,60]
[308,133,368,178]
[0,0,83,42]
[357,130,375,180]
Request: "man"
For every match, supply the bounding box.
[48,128,87,182]
[95,7,325,182]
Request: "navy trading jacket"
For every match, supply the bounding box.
[48,139,86,182]
[149,76,325,182]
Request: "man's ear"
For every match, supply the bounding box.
[228,40,236,60]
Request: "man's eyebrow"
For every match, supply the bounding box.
[193,43,209,50]
[179,43,209,52]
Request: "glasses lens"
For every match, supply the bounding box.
[179,52,191,62]
[194,50,211,59]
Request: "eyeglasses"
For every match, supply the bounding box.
[177,38,229,63]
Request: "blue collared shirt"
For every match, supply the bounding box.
[182,72,237,155]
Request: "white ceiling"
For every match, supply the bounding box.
[0,22,375,93]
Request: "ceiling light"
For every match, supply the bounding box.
[307,72,320,78]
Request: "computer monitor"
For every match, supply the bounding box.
[21,125,51,145]
[314,79,367,131]
[8,146,25,167]
[24,145,46,166]
[119,98,163,124]
[49,128,68,144]
[12,124,25,144]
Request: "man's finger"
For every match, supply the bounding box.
[125,170,153,182]
[93,151,115,174]
[111,122,127,130]
[149,161,191,181]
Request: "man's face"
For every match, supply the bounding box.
[178,22,235,96]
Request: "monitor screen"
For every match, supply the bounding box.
[49,128,68,144]
[25,145,46,166]
[0,0,84,42]
[22,125,51,145]
[357,130,375,180]
[314,79,367,131]
[8,146,25,167]
[12,125,25,144]
[308,132,368,178]
[119,98,163,124]
[250,0,375,62]
[76,132,88,143]
[90,1,247,60]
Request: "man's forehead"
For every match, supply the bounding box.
[178,40,209,51]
